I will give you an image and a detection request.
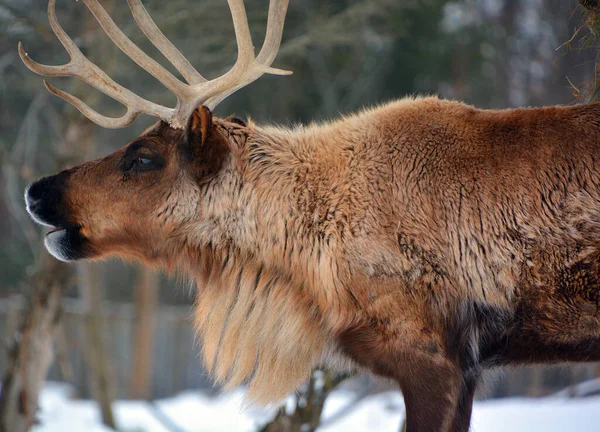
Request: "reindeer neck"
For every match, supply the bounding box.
[186,121,361,403]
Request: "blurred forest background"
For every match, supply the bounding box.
[1,0,600,430]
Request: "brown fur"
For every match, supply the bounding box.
[26,97,600,431]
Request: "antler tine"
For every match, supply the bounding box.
[204,0,291,110]
[19,0,174,128]
[80,0,188,96]
[44,80,141,128]
[126,0,206,86]
[215,0,258,84]
[18,0,81,77]
[257,0,290,66]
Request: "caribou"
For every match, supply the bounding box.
[20,1,600,431]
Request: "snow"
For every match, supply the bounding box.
[32,383,274,432]
[471,397,600,432]
[320,391,405,432]
[31,381,600,432]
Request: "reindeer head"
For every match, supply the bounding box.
[22,0,290,265]
[24,107,240,264]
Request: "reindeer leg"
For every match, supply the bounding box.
[449,373,479,432]
[399,355,463,432]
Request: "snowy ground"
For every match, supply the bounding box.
[32,381,600,432]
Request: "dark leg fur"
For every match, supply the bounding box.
[399,355,463,432]
[338,318,471,432]
[450,374,478,432]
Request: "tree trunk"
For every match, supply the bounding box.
[0,257,70,432]
[130,266,159,399]
[76,262,116,429]
[259,370,350,432]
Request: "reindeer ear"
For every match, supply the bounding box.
[186,105,213,147]
[181,106,229,180]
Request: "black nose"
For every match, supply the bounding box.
[25,173,68,227]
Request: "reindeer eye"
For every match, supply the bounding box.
[121,153,163,173]
[130,155,162,172]
[121,140,164,173]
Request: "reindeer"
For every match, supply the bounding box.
[20,0,600,431]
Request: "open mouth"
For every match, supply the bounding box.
[43,224,89,262]
[47,226,66,235]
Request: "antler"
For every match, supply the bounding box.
[18,0,291,129]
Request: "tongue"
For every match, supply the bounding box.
[48,227,65,234]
